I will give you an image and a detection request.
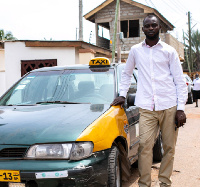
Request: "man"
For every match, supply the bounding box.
[193,73,200,107]
[111,15,187,187]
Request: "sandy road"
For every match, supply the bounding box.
[123,102,200,187]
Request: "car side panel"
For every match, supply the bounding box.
[125,106,140,163]
[76,106,130,152]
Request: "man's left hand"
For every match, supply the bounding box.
[175,110,186,128]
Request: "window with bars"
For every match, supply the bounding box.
[21,59,57,77]
[121,20,140,38]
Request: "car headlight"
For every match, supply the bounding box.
[25,142,93,160]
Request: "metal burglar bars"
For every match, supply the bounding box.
[21,59,57,77]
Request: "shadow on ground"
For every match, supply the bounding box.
[122,162,180,187]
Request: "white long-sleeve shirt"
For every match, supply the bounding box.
[193,78,200,90]
[119,40,188,111]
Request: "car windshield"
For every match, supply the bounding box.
[0,68,115,105]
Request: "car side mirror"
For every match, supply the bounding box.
[127,94,135,108]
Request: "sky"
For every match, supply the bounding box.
[0,0,200,44]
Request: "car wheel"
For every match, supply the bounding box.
[187,92,193,104]
[153,132,164,162]
[108,146,122,187]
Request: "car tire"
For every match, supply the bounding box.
[108,146,122,187]
[187,92,193,104]
[153,132,164,162]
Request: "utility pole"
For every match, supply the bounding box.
[188,11,192,71]
[117,1,121,63]
[112,0,120,63]
[89,31,92,43]
[76,28,78,40]
[183,31,191,73]
[79,0,83,41]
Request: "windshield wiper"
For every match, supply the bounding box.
[36,101,89,104]
[6,104,36,106]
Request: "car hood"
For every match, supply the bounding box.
[0,104,109,145]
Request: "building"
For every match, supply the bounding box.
[84,0,184,61]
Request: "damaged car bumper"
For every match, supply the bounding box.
[0,149,110,187]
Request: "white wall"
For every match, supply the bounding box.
[0,71,6,97]
[4,41,78,91]
[0,50,5,71]
[0,49,6,96]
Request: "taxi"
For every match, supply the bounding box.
[0,58,162,187]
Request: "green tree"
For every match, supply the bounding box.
[184,29,200,71]
[191,30,200,71]
[0,29,17,41]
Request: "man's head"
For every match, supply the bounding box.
[142,15,161,40]
[195,73,199,78]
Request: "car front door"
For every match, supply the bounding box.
[117,65,140,164]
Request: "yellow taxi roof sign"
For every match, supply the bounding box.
[89,57,111,66]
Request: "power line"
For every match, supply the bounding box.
[192,19,200,30]
[148,0,157,9]
[174,23,188,30]
[145,0,150,7]
[192,18,200,25]
[167,0,188,14]
[172,17,186,25]
[152,0,183,17]
[176,0,189,12]
[160,0,186,16]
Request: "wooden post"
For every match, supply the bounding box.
[183,31,191,73]
[112,0,120,63]
[117,1,121,63]
[188,11,192,71]
[79,0,83,41]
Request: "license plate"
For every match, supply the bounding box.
[9,183,25,187]
[0,170,21,182]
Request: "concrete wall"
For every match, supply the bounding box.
[4,41,77,91]
[0,49,5,96]
[96,1,147,51]
[0,71,6,97]
[0,49,5,71]
[121,33,184,61]
[79,49,95,64]
[165,33,184,58]
[97,36,110,49]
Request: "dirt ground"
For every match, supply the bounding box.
[122,102,200,187]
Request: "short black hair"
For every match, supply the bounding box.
[143,15,160,26]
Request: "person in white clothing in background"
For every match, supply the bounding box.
[111,15,188,187]
[193,73,200,107]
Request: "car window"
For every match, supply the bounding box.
[117,64,137,94]
[0,69,115,105]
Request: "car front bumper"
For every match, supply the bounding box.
[0,149,110,187]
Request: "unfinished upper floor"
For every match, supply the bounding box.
[84,0,184,61]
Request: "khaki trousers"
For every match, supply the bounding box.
[138,106,178,187]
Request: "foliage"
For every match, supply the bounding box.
[0,29,17,41]
[191,30,200,71]
[184,29,200,72]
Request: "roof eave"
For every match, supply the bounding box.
[152,9,174,30]
[84,0,114,21]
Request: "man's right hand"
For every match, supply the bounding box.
[110,96,125,108]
